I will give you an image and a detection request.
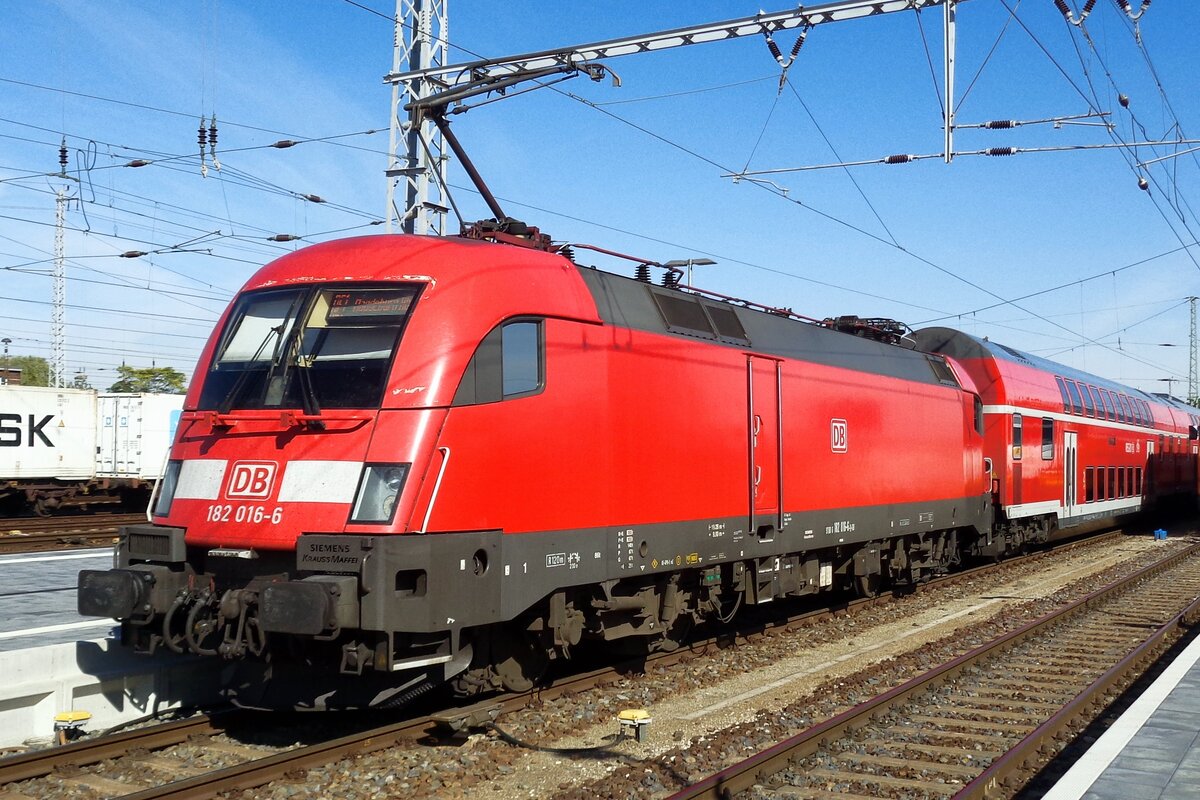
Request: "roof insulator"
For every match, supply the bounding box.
[125,159,151,168]
[884,154,915,165]
[271,139,299,149]
[985,147,1018,157]
[303,194,325,203]
[119,250,148,258]
[268,234,299,242]
[983,120,1017,129]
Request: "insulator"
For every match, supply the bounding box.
[1084,0,1097,13]
[884,154,915,165]
[1053,0,1071,17]
[789,30,807,60]
[208,116,218,147]
[766,37,784,63]
[984,120,1017,129]
[985,147,1018,157]
[198,117,207,148]
[303,194,325,203]
[58,138,68,171]
[635,263,651,283]
[268,234,299,242]
[661,269,681,289]
[271,139,298,149]
[1138,176,1149,191]
[1118,0,1131,10]
[119,250,148,258]
[1118,93,1130,108]
[559,245,576,263]
[125,159,151,168]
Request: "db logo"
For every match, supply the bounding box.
[830,419,848,453]
[225,461,278,499]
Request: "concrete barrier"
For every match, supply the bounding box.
[0,636,223,747]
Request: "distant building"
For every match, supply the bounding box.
[0,367,22,385]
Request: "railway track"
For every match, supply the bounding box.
[0,513,143,554]
[673,540,1200,800]
[0,527,1142,800]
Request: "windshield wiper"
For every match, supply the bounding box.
[218,322,285,414]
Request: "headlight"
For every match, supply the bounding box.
[153,460,183,517]
[350,463,409,524]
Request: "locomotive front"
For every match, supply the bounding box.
[76,235,592,708]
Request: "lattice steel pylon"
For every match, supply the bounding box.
[52,186,68,388]
[385,0,449,236]
[1189,296,1198,405]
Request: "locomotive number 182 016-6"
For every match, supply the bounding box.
[205,504,284,524]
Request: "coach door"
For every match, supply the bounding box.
[1063,431,1078,518]
[748,356,783,540]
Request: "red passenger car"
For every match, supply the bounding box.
[914,328,1200,553]
[80,235,990,708]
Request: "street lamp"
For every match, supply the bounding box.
[662,258,716,287]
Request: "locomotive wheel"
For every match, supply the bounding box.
[491,631,549,692]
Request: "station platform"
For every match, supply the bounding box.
[1043,630,1200,800]
[0,548,115,651]
[0,547,221,747]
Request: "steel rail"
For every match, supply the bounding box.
[670,539,1200,800]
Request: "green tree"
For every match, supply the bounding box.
[108,365,187,394]
[5,355,50,386]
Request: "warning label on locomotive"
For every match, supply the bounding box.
[297,536,370,571]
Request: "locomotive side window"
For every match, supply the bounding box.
[1055,376,1071,413]
[1041,418,1055,460]
[453,319,545,405]
[1011,414,1023,460]
[501,322,542,397]
[974,395,984,436]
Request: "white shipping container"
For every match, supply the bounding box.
[0,386,97,480]
[96,393,184,479]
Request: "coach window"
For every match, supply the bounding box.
[1117,394,1131,423]
[1141,400,1153,427]
[1055,376,1071,413]
[1127,467,1135,495]
[1011,414,1023,460]
[1065,380,1084,415]
[1042,418,1055,459]
[1081,385,1096,417]
[1118,468,1126,498]
[1085,467,1095,502]
[1088,386,1105,418]
[1099,388,1116,421]
[1107,467,1117,500]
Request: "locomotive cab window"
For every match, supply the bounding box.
[453,319,545,406]
[199,285,421,411]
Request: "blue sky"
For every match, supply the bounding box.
[1,1,1197,395]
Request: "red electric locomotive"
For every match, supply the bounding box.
[79,234,993,709]
[914,328,1200,552]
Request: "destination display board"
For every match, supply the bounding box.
[326,290,415,324]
